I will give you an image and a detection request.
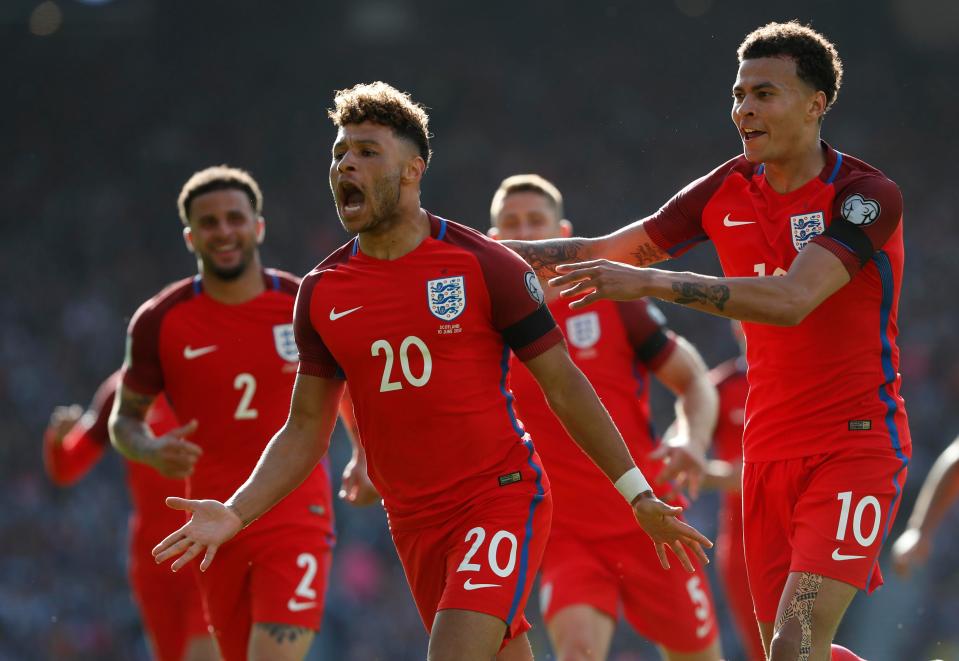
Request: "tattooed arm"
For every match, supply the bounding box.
[109,384,202,478]
[549,242,850,326]
[503,221,670,278]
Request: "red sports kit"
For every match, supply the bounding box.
[122,270,334,661]
[646,143,911,621]
[509,298,718,651]
[295,214,562,642]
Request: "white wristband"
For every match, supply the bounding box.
[614,467,652,504]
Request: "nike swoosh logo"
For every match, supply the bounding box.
[287,598,318,612]
[463,578,501,591]
[329,306,363,321]
[832,548,867,561]
[723,214,756,227]
[183,345,218,360]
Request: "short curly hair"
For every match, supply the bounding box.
[738,21,843,113]
[490,174,564,224]
[177,165,263,225]
[328,81,432,167]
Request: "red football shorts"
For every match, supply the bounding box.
[716,495,766,661]
[130,545,209,661]
[196,526,334,661]
[743,443,910,622]
[538,526,718,653]
[390,486,552,646]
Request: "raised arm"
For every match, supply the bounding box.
[892,437,959,576]
[523,342,711,572]
[650,336,719,499]
[109,383,201,479]
[503,221,670,278]
[153,373,343,571]
[551,241,850,325]
[43,404,105,487]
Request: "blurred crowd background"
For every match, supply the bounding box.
[3,0,959,659]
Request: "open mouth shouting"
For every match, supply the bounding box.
[338,180,366,219]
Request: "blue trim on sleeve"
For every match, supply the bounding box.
[665,233,709,257]
[350,239,359,256]
[867,250,909,582]
[825,151,843,185]
[271,271,280,290]
[437,217,448,241]
[506,438,546,625]
[192,275,202,295]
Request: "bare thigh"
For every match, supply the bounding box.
[248,623,315,661]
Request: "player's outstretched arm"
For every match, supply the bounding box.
[892,437,959,576]
[503,221,670,279]
[43,404,107,487]
[650,336,718,500]
[337,385,380,506]
[153,374,344,572]
[523,343,712,572]
[549,242,851,325]
[109,384,202,479]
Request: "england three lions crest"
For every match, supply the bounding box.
[272,323,298,362]
[427,276,466,321]
[566,312,601,349]
[790,211,825,251]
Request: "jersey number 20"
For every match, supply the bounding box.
[371,336,432,392]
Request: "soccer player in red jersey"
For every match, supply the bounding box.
[506,22,910,661]
[44,372,216,661]
[489,174,722,660]
[109,166,335,661]
[891,435,959,576]
[151,82,712,661]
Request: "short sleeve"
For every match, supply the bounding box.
[644,160,734,257]
[813,174,903,276]
[480,242,564,362]
[121,302,165,396]
[294,273,344,379]
[615,300,677,369]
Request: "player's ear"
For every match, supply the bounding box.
[255,216,266,244]
[488,226,501,240]
[402,155,426,185]
[182,226,195,253]
[808,90,827,123]
[559,219,573,237]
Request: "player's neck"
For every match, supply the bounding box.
[357,208,430,261]
[198,256,266,304]
[762,137,826,194]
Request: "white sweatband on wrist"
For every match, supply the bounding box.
[614,467,652,504]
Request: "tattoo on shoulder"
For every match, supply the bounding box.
[257,623,314,644]
[631,242,667,267]
[671,281,730,311]
[509,239,587,276]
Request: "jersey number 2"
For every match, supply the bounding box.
[233,373,258,420]
[371,336,432,392]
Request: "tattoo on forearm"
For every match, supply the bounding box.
[774,572,822,661]
[671,281,730,311]
[257,623,313,644]
[506,239,587,276]
[631,242,667,267]
[116,388,154,418]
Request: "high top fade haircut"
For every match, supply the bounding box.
[178,165,263,225]
[738,21,844,115]
[328,82,432,167]
[490,174,564,224]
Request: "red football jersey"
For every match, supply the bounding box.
[295,214,563,530]
[122,270,333,538]
[646,142,910,462]
[708,358,748,513]
[509,298,677,538]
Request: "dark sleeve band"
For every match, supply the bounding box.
[635,328,671,364]
[823,218,875,266]
[502,305,557,352]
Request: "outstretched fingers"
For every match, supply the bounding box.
[171,542,205,572]
[655,542,671,570]
[153,526,189,561]
[200,544,219,572]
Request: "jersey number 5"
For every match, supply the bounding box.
[371,336,432,392]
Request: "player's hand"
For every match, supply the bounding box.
[649,435,708,500]
[548,260,652,309]
[339,454,380,506]
[631,492,712,573]
[891,528,931,577]
[152,497,242,572]
[46,405,84,445]
[146,420,202,479]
